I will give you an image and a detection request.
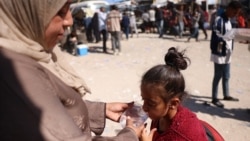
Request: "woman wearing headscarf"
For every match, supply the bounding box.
[0,0,144,140]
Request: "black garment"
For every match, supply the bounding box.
[155,8,163,22]
[121,15,130,28]
[121,15,130,39]
[92,12,100,42]
[86,25,94,42]
[100,29,108,52]
[85,17,94,42]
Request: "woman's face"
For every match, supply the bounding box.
[44,2,73,50]
[141,85,169,121]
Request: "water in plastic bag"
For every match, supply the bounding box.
[119,103,148,127]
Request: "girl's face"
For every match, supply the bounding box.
[141,85,170,121]
[44,2,73,50]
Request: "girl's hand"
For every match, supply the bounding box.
[140,127,157,141]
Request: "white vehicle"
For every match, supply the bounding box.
[70,0,110,14]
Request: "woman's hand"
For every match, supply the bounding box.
[106,102,134,122]
[140,127,157,141]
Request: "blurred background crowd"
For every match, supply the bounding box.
[60,0,250,55]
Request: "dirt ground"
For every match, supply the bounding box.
[65,30,250,141]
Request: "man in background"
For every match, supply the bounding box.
[210,1,242,108]
[106,5,122,55]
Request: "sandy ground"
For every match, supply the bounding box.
[65,30,250,141]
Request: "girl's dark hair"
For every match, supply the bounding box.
[141,47,190,102]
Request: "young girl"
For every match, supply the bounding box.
[140,47,208,141]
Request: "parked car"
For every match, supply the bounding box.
[70,0,110,14]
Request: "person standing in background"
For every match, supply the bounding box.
[148,6,156,33]
[141,9,150,33]
[107,5,122,55]
[210,1,242,108]
[84,11,94,43]
[121,12,130,40]
[197,5,208,40]
[98,7,108,53]
[92,12,100,43]
[174,4,187,38]
[187,9,200,42]
[129,11,138,38]
[155,6,164,38]
[237,10,246,28]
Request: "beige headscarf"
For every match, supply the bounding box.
[0,0,91,96]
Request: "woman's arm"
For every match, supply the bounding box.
[84,100,106,135]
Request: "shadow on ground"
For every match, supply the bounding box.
[88,46,114,55]
[183,94,250,123]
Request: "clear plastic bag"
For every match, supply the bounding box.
[119,102,148,127]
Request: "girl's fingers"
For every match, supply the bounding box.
[149,128,157,138]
